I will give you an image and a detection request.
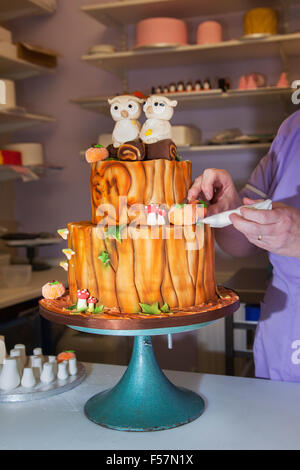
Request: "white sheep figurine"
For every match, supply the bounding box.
[108,95,144,148]
[140,95,178,144]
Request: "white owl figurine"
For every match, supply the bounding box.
[108,95,144,148]
[140,95,178,144]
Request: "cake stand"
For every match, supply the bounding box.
[39,288,239,432]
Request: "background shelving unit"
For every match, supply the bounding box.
[0,1,58,183]
[81,32,300,75]
[0,51,55,80]
[76,0,300,173]
[0,163,62,183]
[72,87,296,115]
[80,0,300,27]
[0,109,56,133]
[0,0,56,22]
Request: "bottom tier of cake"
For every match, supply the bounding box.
[66,221,218,314]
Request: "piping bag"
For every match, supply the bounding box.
[201,199,272,228]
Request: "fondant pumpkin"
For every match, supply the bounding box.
[57,350,76,363]
[42,281,65,300]
[168,203,205,226]
[85,146,109,163]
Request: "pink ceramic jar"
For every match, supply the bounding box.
[197,21,222,45]
[136,17,188,47]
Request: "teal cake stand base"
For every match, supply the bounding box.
[39,289,239,432]
[84,335,204,432]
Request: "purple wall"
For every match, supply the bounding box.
[8,0,300,259]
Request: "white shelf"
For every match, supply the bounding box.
[177,143,271,153]
[72,87,296,115]
[0,108,55,133]
[0,0,56,21]
[0,52,55,80]
[0,164,62,183]
[80,143,271,160]
[81,0,300,27]
[82,33,300,76]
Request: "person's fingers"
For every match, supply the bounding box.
[242,197,264,205]
[187,175,203,201]
[240,207,279,224]
[229,213,276,237]
[201,169,221,200]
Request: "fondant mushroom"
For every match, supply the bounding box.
[87,297,98,313]
[145,204,158,225]
[76,289,89,310]
[157,209,167,225]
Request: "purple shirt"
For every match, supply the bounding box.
[240,109,300,381]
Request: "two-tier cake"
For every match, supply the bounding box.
[41,93,234,320]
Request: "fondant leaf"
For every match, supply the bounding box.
[93,305,104,314]
[104,224,126,243]
[160,303,170,313]
[93,144,104,148]
[98,251,111,266]
[198,200,208,208]
[66,304,77,310]
[139,302,162,315]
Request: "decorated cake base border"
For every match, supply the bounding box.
[39,286,239,331]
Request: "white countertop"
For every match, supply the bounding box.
[0,267,67,310]
[1,362,299,450]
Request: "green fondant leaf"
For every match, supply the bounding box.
[139,302,162,315]
[198,200,208,208]
[160,303,170,313]
[98,251,111,266]
[93,305,104,314]
[66,304,77,310]
[49,281,60,286]
[175,203,185,209]
[175,153,183,161]
[104,224,126,243]
[93,144,104,148]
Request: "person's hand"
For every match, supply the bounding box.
[187,168,241,215]
[230,197,300,258]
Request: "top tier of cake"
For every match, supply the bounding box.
[90,158,192,225]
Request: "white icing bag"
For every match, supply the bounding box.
[201,199,272,228]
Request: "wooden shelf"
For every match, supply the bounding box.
[0,108,55,133]
[72,87,296,115]
[0,0,56,21]
[82,33,300,76]
[81,0,300,28]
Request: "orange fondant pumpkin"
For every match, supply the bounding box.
[85,146,109,163]
[57,350,76,363]
[42,281,65,300]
